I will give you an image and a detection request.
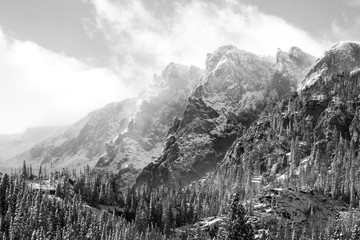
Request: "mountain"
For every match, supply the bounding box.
[3,45,315,188]
[135,45,315,187]
[197,42,360,232]
[3,99,139,170]
[5,63,202,178]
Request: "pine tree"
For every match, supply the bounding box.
[21,160,28,180]
[38,165,42,180]
[226,193,254,240]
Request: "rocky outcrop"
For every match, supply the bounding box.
[199,45,275,113]
[272,47,316,98]
[136,95,243,187]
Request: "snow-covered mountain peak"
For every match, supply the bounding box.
[205,45,251,73]
[330,41,360,53]
[289,46,316,68]
[276,46,315,68]
[271,47,316,98]
[276,49,292,65]
[204,45,274,94]
[289,46,305,58]
[300,41,360,90]
[149,62,202,94]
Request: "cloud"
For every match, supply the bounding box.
[0,0,330,134]
[345,0,360,6]
[87,0,327,84]
[0,29,134,134]
[330,16,360,41]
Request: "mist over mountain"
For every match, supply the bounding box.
[0,126,60,163]
[273,46,316,97]
[2,63,202,183]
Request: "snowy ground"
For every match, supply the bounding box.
[27,179,56,192]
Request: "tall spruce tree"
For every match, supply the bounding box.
[226,193,254,240]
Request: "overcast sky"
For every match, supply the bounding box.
[0,0,359,134]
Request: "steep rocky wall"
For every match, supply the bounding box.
[136,45,314,188]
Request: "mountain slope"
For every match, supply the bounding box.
[5,99,139,169]
[94,63,202,172]
[219,41,360,181]
[6,63,202,174]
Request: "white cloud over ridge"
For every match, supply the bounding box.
[90,0,327,84]
[0,29,134,134]
[330,16,360,41]
[0,0,331,134]
[345,0,360,6]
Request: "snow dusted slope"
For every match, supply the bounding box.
[300,41,360,90]
[6,63,202,174]
[6,99,140,170]
[95,63,202,173]
[198,45,276,112]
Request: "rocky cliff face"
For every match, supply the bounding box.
[6,63,202,177]
[136,45,313,187]
[94,63,202,181]
[272,47,316,98]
